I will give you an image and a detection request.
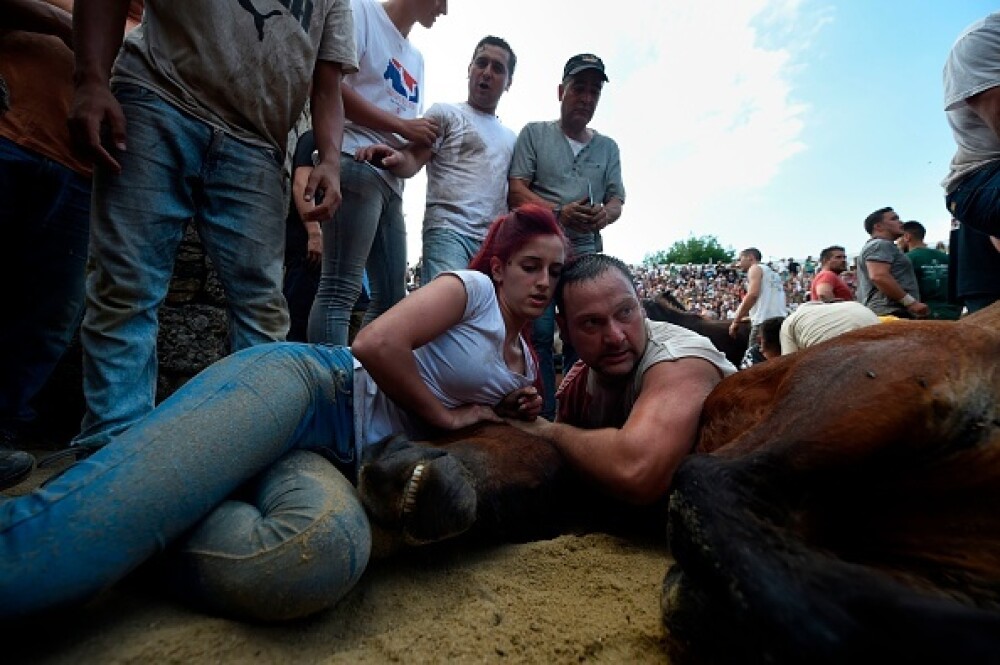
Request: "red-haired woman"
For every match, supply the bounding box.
[2,205,567,625]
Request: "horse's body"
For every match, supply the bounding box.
[359,302,1000,663]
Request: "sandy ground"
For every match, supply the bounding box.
[6,454,675,664]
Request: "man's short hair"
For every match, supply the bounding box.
[740,248,762,261]
[473,35,516,78]
[760,316,785,355]
[555,253,636,316]
[902,220,926,240]
[864,207,893,234]
[819,245,845,263]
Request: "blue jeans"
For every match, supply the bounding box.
[74,84,289,449]
[0,138,90,430]
[421,227,482,285]
[532,302,559,421]
[947,159,1000,237]
[0,343,370,621]
[308,155,406,345]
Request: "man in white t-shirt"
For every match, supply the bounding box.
[356,36,518,284]
[308,0,448,346]
[729,247,787,368]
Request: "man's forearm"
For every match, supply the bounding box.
[508,177,552,210]
[73,0,130,86]
[871,275,909,302]
[311,61,345,164]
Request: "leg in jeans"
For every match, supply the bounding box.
[947,160,1000,237]
[362,190,407,327]
[532,302,557,421]
[740,323,765,369]
[0,139,90,434]
[196,129,289,350]
[74,85,200,449]
[420,227,482,285]
[309,156,394,346]
[0,343,370,622]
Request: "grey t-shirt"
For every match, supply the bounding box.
[509,120,625,256]
[942,12,1000,193]
[114,0,358,152]
[856,237,919,316]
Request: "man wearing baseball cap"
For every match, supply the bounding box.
[508,52,626,420]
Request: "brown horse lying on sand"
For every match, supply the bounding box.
[358,302,1000,663]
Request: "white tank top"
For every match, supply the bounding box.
[750,263,788,324]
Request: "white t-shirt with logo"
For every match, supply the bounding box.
[342,0,425,195]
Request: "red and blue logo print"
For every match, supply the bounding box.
[383,58,420,103]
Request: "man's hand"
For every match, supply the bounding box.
[68,82,126,173]
[302,158,342,222]
[728,319,743,339]
[397,116,439,146]
[560,196,596,233]
[354,143,401,169]
[493,386,542,421]
[907,301,931,318]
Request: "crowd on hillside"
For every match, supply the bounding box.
[408,256,842,320]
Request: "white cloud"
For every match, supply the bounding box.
[399,0,818,264]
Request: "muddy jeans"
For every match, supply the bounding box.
[0,343,370,621]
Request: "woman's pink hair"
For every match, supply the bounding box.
[468,204,569,276]
[468,204,569,395]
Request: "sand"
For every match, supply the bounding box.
[7,458,675,664]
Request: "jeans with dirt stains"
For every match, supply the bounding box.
[0,343,370,621]
[73,84,290,450]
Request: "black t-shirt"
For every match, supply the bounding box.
[285,130,317,262]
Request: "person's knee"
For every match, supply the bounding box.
[163,450,371,621]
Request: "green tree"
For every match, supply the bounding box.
[643,235,735,265]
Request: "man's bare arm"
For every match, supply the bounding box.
[68,0,130,171]
[509,358,722,504]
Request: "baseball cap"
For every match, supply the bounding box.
[563,53,609,82]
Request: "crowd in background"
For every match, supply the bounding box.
[408,254,858,320]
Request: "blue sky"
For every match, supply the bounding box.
[404,1,995,265]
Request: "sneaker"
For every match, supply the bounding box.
[0,448,35,491]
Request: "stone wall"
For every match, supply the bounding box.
[36,224,230,446]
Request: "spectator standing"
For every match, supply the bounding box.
[942,10,1000,238]
[899,220,961,320]
[68,0,357,452]
[809,245,853,302]
[356,35,518,286]
[508,53,626,419]
[940,12,1000,313]
[308,0,447,346]
[729,247,787,368]
[855,207,929,319]
[0,0,141,485]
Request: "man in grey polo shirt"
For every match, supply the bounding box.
[508,53,625,420]
[856,207,929,319]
